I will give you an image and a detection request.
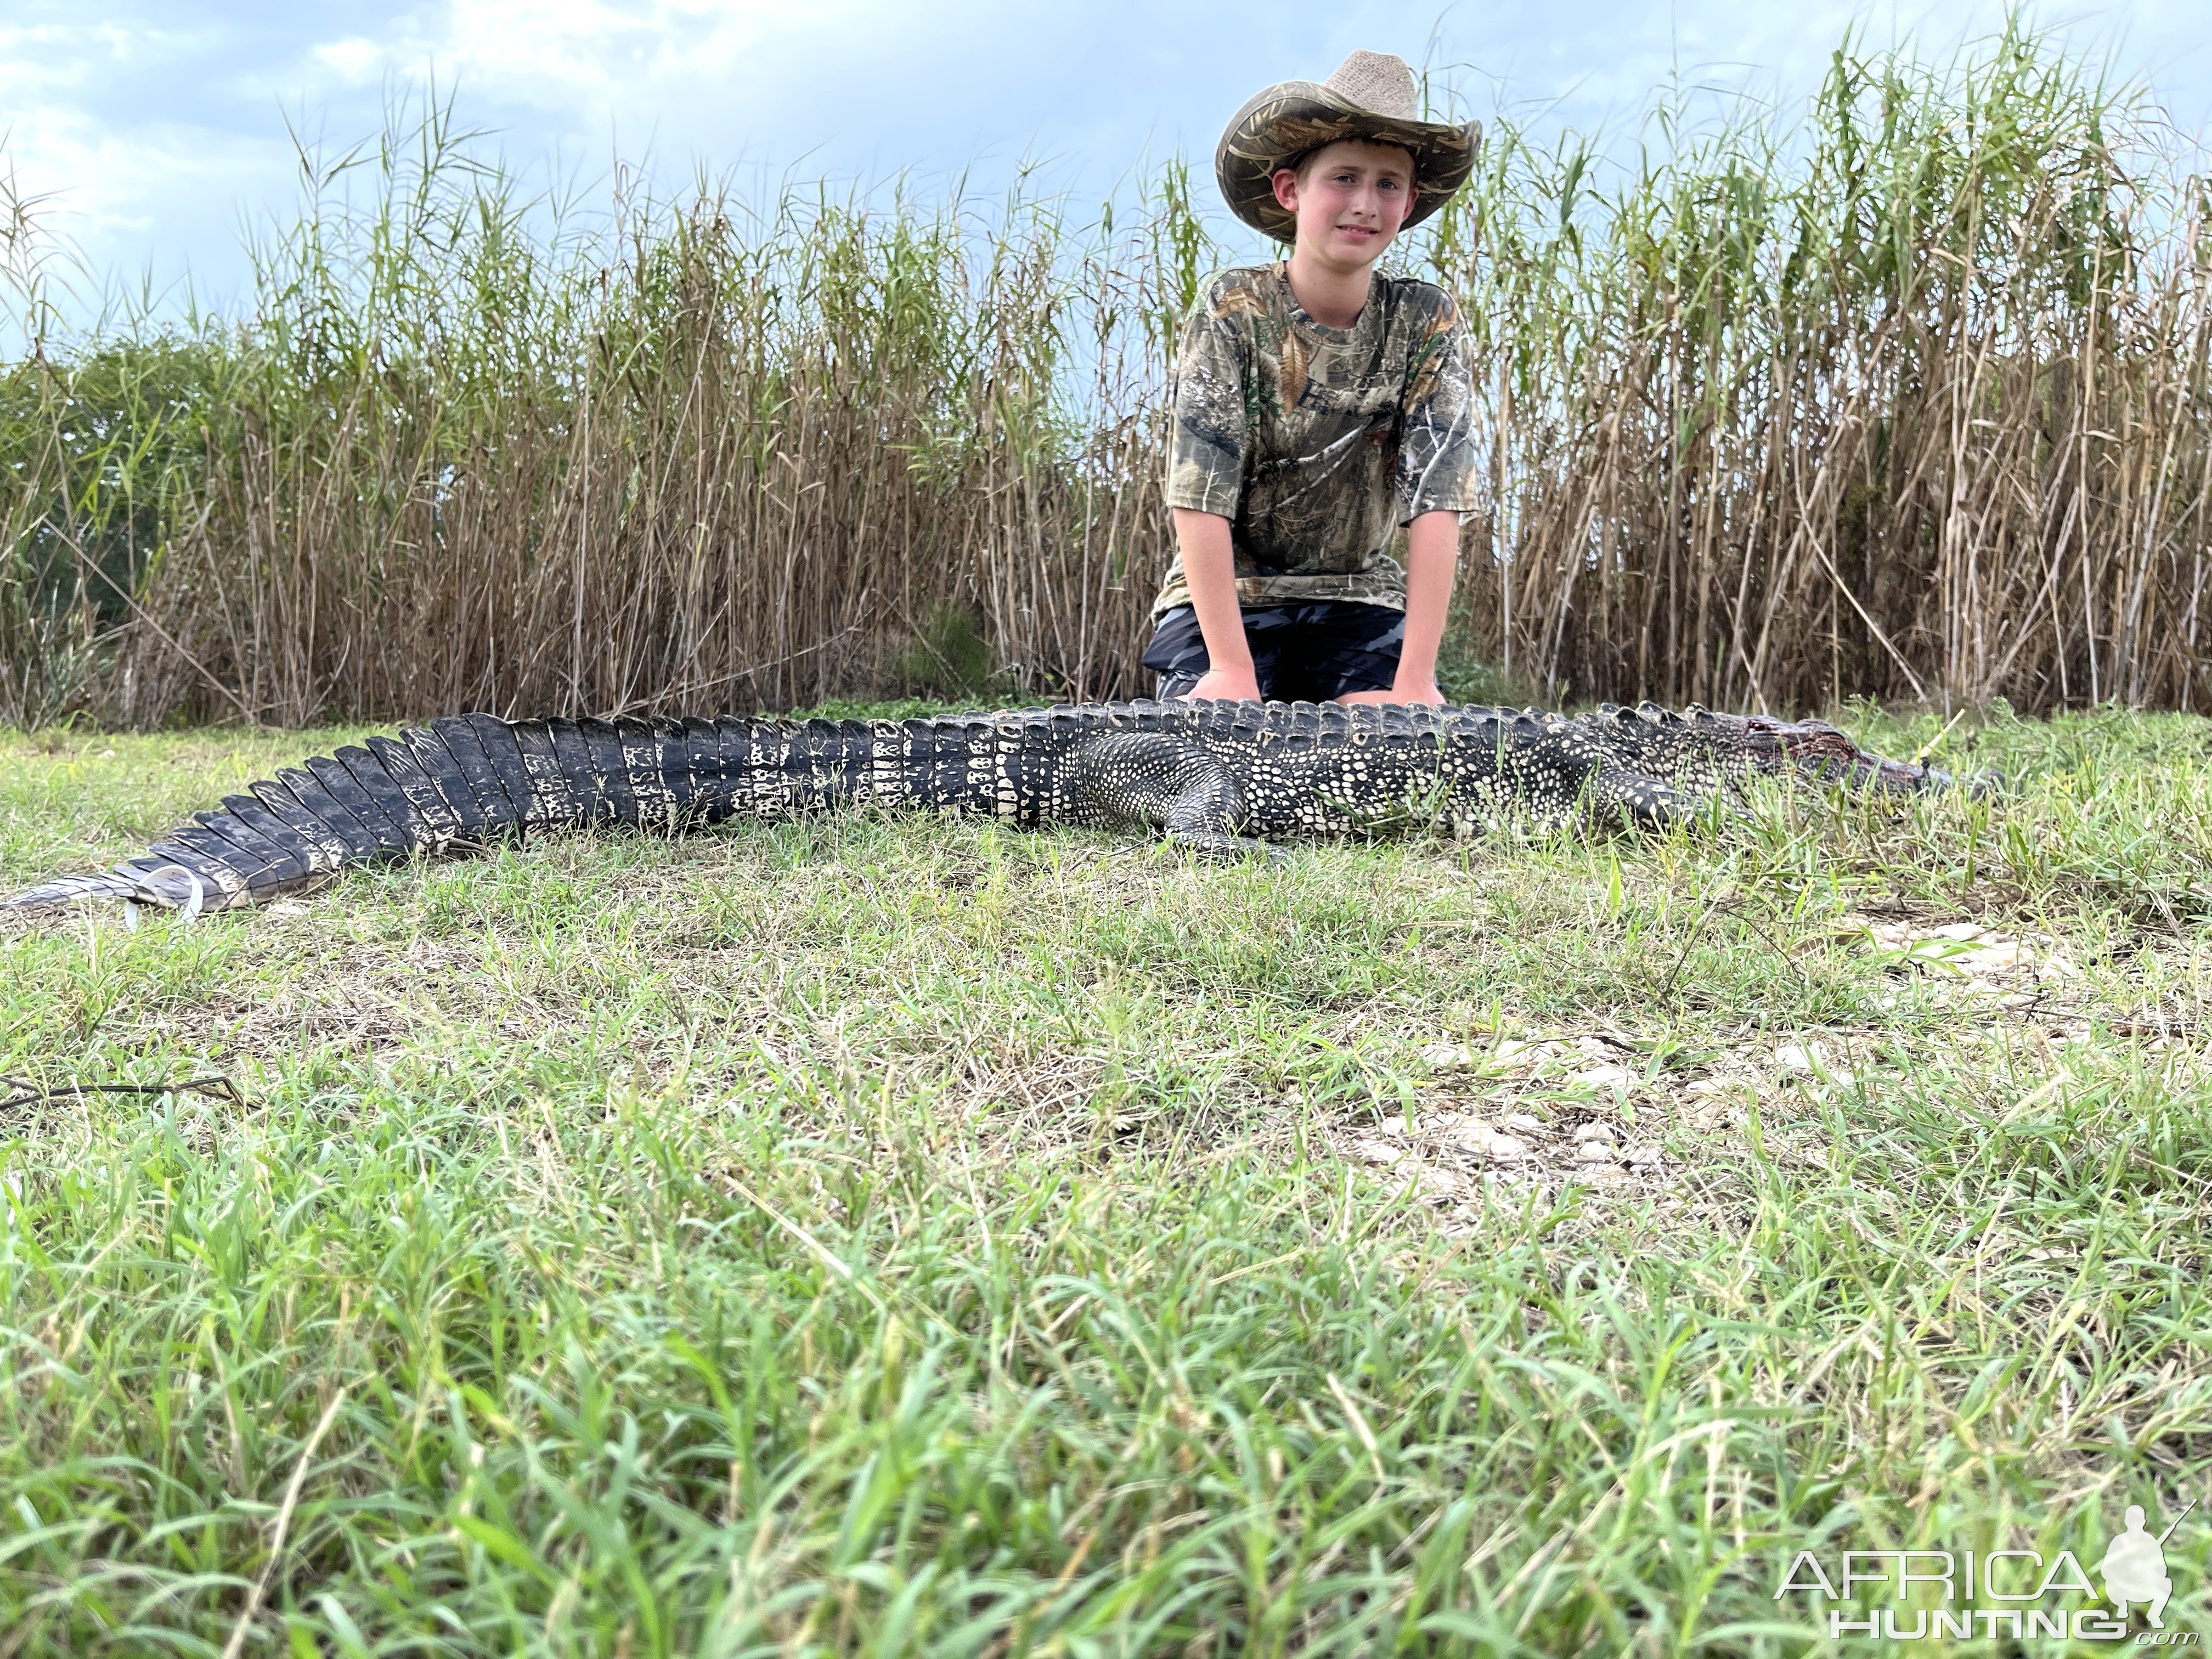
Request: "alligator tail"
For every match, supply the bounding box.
[0,712,837,915]
[2,867,215,916]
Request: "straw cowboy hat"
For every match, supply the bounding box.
[1216,50,1481,243]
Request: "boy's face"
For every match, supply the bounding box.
[1271,139,1417,267]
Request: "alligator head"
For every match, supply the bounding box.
[1742,715,1985,795]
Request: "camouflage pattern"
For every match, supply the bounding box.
[1155,263,1480,617]
[1215,79,1479,242]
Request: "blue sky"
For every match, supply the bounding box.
[5,0,2209,328]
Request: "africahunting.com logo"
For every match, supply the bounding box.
[1774,1499,2198,1644]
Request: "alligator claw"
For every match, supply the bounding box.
[1165,831,1287,864]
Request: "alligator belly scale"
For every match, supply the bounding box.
[1,699,1952,916]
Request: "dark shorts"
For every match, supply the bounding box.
[1141,601,1404,702]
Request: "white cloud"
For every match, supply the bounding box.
[301,0,902,119]
[313,36,387,82]
[0,24,107,101]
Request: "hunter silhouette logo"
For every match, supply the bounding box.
[1774,1496,2199,1643]
[2102,1501,2193,1629]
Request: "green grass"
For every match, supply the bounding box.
[1,704,2208,1655]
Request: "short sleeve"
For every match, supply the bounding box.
[1395,295,1481,520]
[1163,294,1249,518]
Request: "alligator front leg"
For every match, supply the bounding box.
[1071,734,1281,860]
[1583,755,1689,830]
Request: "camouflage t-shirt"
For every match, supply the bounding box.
[1154,262,1479,617]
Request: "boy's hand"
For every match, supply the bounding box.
[1182,667,1265,702]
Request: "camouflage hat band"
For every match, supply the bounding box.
[1216,50,1481,244]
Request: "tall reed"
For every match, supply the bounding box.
[1431,22,2212,712]
[1,21,2207,725]
[101,105,1190,723]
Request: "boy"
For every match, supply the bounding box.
[1144,50,1482,706]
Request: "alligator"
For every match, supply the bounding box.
[1,699,1954,916]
